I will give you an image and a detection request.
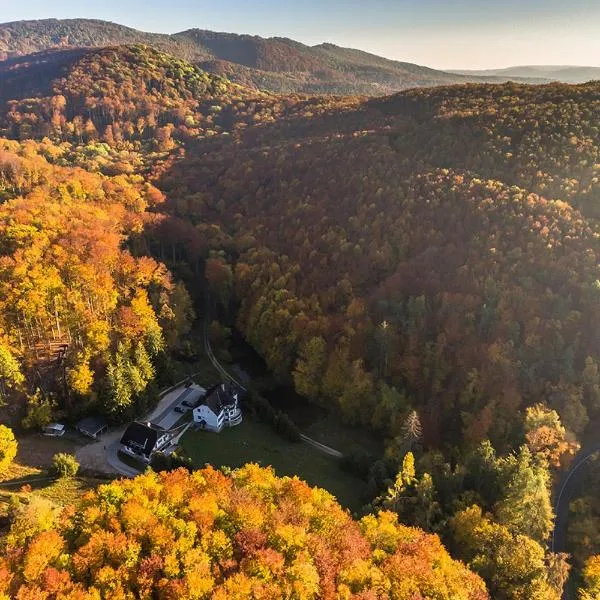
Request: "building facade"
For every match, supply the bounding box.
[192,383,242,432]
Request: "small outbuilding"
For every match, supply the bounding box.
[42,423,65,437]
[76,416,108,439]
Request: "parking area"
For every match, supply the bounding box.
[149,384,205,429]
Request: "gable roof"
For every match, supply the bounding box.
[201,383,239,415]
[120,422,163,457]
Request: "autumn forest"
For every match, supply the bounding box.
[0,17,599,600]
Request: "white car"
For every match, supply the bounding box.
[42,423,66,437]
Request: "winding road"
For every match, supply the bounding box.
[552,443,600,599]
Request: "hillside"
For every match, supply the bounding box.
[0,18,208,61]
[451,65,600,84]
[0,18,546,95]
[0,44,257,160]
[158,81,600,453]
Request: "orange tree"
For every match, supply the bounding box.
[0,464,488,599]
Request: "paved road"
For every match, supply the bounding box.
[552,443,600,599]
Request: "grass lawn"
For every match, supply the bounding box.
[0,461,109,522]
[36,476,105,505]
[181,419,365,512]
[303,414,384,457]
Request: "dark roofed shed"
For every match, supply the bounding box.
[76,416,108,439]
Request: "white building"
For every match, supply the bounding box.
[193,383,242,433]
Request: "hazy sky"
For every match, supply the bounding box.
[3,0,600,69]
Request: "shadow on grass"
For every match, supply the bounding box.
[0,473,55,489]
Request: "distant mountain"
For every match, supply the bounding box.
[0,18,209,62]
[0,18,547,95]
[450,65,600,84]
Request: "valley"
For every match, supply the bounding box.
[0,15,598,599]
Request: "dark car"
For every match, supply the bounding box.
[174,406,186,413]
[182,399,196,408]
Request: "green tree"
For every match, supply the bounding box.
[21,391,55,430]
[463,440,501,508]
[50,453,79,478]
[105,344,134,417]
[495,446,554,544]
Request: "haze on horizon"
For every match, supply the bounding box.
[2,0,599,70]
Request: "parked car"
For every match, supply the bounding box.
[174,406,186,413]
[182,399,196,408]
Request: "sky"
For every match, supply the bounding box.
[2,0,600,69]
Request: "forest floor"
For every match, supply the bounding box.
[181,418,365,512]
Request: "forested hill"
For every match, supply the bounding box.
[0,18,547,95]
[372,82,600,217]
[0,45,253,152]
[159,81,600,455]
[450,65,600,84]
[0,18,208,62]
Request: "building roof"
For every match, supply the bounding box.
[76,416,108,436]
[44,423,65,432]
[202,383,240,415]
[120,422,163,457]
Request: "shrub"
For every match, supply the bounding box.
[50,453,79,478]
[150,451,192,472]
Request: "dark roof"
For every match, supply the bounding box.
[76,416,108,435]
[120,422,163,457]
[202,383,239,414]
